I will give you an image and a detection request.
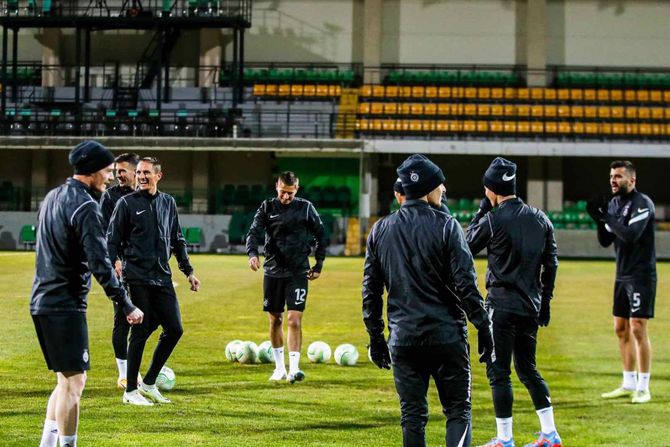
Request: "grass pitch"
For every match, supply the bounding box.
[0,253,668,446]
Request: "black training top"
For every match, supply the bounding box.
[100,184,134,233]
[30,178,134,315]
[598,189,656,281]
[362,199,489,347]
[466,197,559,317]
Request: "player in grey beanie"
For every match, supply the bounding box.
[69,140,115,175]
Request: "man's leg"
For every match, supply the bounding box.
[112,301,131,388]
[125,285,156,393]
[287,310,303,381]
[630,318,652,402]
[268,312,286,379]
[432,342,472,447]
[55,371,86,447]
[390,346,430,447]
[39,388,58,447]
[602,317,637,398]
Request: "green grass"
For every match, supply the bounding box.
[0,253,668,446]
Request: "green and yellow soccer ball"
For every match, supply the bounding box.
[307,341,332,363]
[156,366,176,391]
[334,344,359,366]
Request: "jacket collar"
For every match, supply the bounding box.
[498,197,522,210]
[139,189,160,200]
[67,177,93,195]
[402,199,431,208]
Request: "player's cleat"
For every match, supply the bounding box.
[477,437,515,447]
[601,387,635,399]
[139,383,172,404]
[523,431,562,447]
[117,378,128,390]
[122,389,154,406]
[269,369,287,382]
[631,390,651,404]
[287,370,305,384]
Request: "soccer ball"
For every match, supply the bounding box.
[156,366,176,391]
[307,341,332,363]
[225,339,243,362]
[334,344,359,366]
[257,341,273,364]
[236,341,258,364]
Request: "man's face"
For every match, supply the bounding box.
[136,160,162,193]
[276,180,299,205]
[394,191,405,206]
[426,185,442,207]
[90,163,115,194]
[115,161,136,188]
[485,187,497,207]
[610,167,635,195]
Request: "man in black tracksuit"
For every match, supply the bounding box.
[466,158,561,447]
[587,160,656,404]
[99,152,139,390]
[363,154,493,447]
[246,171,327,384]
[108,157,200,406]
[30,141,143,447]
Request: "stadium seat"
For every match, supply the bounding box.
[370,103,384,115]
[425,86,437,99]
[303,85,316,96]
[358,103,370,114]
[651,107,664,120]
[184,227,203,252]
[20,225,36,250]
[385,85,398,98]
[372,85,385,98]
[384,103,398,115]
[252,84,266,96]
[424,104,437,116]
[638,108,651,120]
[438,87,451,99]
[228,213,252,245]
[291,85,304,96]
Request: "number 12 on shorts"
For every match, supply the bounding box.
[294,288,306,304]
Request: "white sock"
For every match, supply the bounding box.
[116,358,127,380]
[623,371,637,390]
[495,417,513,442]
[637,372,651,392]
[288,351,300,374]
[537,406,556,434]
[272,347,285,372]
[59,434,77,447]
[38,419,58,447]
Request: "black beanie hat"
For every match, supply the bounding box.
[393,178,405,195]
[483,157,517,196]
[397,154,445,200]
[69,140,115,175]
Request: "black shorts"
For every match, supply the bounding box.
[263,275,308,312]
[613,279,656,319]
[33,313,90,372]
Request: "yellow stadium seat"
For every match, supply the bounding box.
[464,104,477,116]
[557,105,570,118]
[303,85,316,96]
[530,88,544,101]
[448,120,462,132]
[517,105,531,117]
[328,85,341,96]
[491,105,504,117]
[601,123,612,135]
[545,122,558,134]
[478,88,491,100]
[423,120,436,132]
[399,86,412,98]
[504,88,517,100]
[597,90,610,102]
[397,120,410,132]
[371,119,383,132]
[451,87,464,99]
[315,85,328,96]
[639,123,652,136]
[610,90,623,102]
[438,87,451,99]
[265,84,278,96]
[490,121,504,133]
[597,106,611,119]
[570,89,583,101]
[356,119,368,131]
[651,124,663,136]
[408,120,422,132]
[358,103,371,114]
[626,123,639,135]
[611,106,624,119]
[557,89,570,101]
[424,104,437,116]
[437,103,450,116]
[412,86,425,98]
[558,122,571,134]
[638,108,651,120]
[612,123,626,135]
[517,121,531,133]
[435,121,449,133]
[664,91,670,103]
[425,87,438,99]
[476,121,488,133]
[573,122,585,134]
[624,90,636,102]
[384,103,398,115]
[491,88,504,100]
[571,106,584,118]
[625,107,638,120]
[651,107,664,120]
[583,89,596,101]
[385,85,399,98]
[503,105,516,117]
[517,88,530,101]
[359,85,372,97]
[545,105,557,118]
[531,122,544,134]
[477,104,491,117]
[637,90,650,102]
[585,122,599,134]
[372,85,385,98]
[463,120,476,133]
[503,122,517,133]
[252,84,266,96]
[665,109,670,120]
[531,105,544,118]
[451,104,464,115]
[584,107,597,119]
[382,120,396,132]
[371,103,384,115]
[465,87,477,99]
[666,124,670,136]
[650,90,662,102]
[399,103,412,115]
[278,84,291,96]
[410,103,424,115]
[544,89,557,101]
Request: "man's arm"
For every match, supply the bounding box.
[106,197,129,267]
[169,197,194,278]
[466,211,493,256]
[307,203,327,273]
[246,201,267,259]
[540,217,559,300]
[602,200,653,244]
[99,189,115,234]
[362,222,385,338]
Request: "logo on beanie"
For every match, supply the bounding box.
[410,171,419,182]
[502,172,516,181]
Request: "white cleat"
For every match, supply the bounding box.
[632,390,651,404]
[123,389,154,406]
[139,383,172,404]
[269,369,287,382]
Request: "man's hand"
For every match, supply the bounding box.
[477,325,494,364]
[586,196,609,222]
[368,335,391,370]
[126,308,144,325]
[248,256,261,272]
[307,269,321,281]
[188,274,201,292]
[538,297,551,327]
[114,260,122,278]
[479,197,493,214]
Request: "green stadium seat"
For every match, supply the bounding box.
[228,212,253,245]
[20,224,36,250]
[184,227,203,252]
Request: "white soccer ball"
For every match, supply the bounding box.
[155,366,176,391]
[334,344,359,366]
[236,341,258,364]
[225,339,243,362]
[257,341,273,364]
[307,341,332,363]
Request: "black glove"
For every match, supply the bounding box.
[586,196,608,222]
[473,197,493,221]
[477,325,494,364]
[538,297,551,327]
[368,335,391,370]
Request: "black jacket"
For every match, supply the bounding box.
[598,189,656,280]
[362,200,490,347]
[107,190,194,286]
[246,197,327,278]
[466,198,558,317]
[100,184,134,233]
[30,178,134,315]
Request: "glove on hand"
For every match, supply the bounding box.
[586,196,609,222]
[538,297,551,327]
[477,325,494,364]
[368,335,391,370]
